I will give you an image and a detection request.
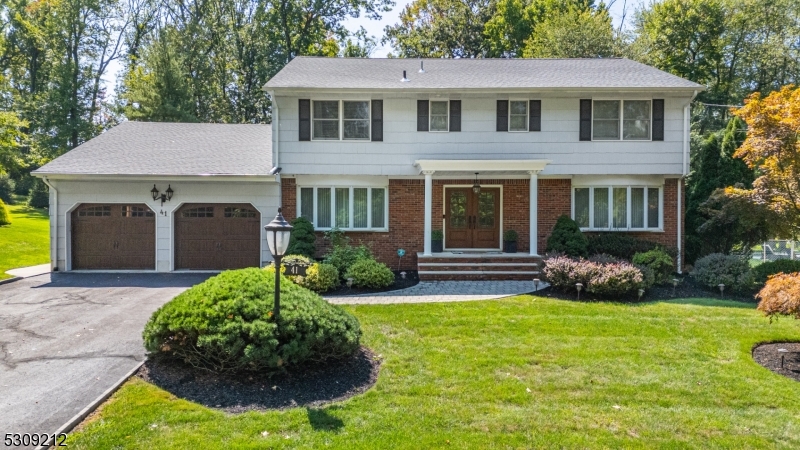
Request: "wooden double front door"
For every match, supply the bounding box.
[444,187,501,249]
[174,203,261,270]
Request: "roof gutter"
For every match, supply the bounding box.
[40,176,58,271]
[30,173,278,182]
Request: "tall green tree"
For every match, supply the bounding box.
[522,5,618,58]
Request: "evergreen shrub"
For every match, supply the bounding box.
[545,215,588,257]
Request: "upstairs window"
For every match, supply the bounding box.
[430,101,449,131]
[299,186,388,231]
[509,100,528,132]
[592,100,651,141]
[573,186,662,231]
[311,100,371,141]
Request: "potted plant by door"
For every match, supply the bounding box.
[432,230,444,253]
[503,230,518,253]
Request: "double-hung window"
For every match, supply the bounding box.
[312,100,370,140]
[573,185,662,231]
[429,101,449,131]
[298,186,388,231]
[509,100,528,132]
[592,100,651,141]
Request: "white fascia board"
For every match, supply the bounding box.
[414,159,551,174]
[30,173,279,183]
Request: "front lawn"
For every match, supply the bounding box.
[0,202,49,278]
[68,296,800,449]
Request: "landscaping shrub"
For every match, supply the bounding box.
[752,259,800,284]
[0,199,11,226]
[0,174,14,204]
[635,263,656,290]
[300,263,340,293]
[588,253,621,264]
[27,179,48,208]
[344,258,395,288]
[142,268,361,373]
[323,230,372,280]
[692,253,754,293]
[587,233,675,261]
[756,272,800,320]
[543,255,646,297]
[286,217,316,258]
[632,248,674,284]
[545,215,588,257]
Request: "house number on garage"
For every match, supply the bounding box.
[284,264,307,276]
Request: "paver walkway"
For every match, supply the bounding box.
[324,280,549,305]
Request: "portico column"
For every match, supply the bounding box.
[422,170,434,256]
[423,171,434,256]
[529,170,540,256]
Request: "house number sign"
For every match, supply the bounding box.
[284,264,308,276]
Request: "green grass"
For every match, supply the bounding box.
[68,297,800,449]
[0,201,50,279]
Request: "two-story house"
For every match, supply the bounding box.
[33,57,702,279]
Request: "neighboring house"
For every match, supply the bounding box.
[34,57,702,280]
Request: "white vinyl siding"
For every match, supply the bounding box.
[593,100,652,141]
[573,185,663,231]
[299,186,388,231]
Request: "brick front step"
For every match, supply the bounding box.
[417,252,542,281]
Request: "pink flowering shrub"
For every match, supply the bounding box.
[542,256,646,298]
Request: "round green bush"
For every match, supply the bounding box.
[0,199,11,226]
[692,253,754,293]
[324,243,372,280]
[344,258,395,288]
[632,248,674,284]
[143,268,361,373]
[286,217,316,258]
[752,259,800,284]
[546,215,588,257]
[27,180,48,209]
[301,263,340,292]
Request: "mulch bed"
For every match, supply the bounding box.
[753,342,800,382]
[535,275,758,304]
[137,346,381,413]
[324,270,419,297]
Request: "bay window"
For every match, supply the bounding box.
[299,186,388,231]
[573,185,662,230]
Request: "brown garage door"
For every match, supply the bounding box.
[71,204,156,270]
[175,203,261,270]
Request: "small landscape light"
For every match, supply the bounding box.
[718,283,725,297]
[672,278,679,297]
[400,271,407,279]
[779,348,789,368]
[533,278,540,292]
[347,277,354,288]
[576,282,583,300]
[638,288,645,301]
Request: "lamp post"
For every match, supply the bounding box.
[264,208,293,318]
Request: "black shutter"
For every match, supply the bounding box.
[417,100,429,131]
[371,100,383,141]
[652,99,664,141]
[449,100,461,132]
[497,100,509,132]
[529,100,541,132]
[298,99,311,141]
[579,99,592,141]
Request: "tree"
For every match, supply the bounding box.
[522,6,618,58]
[695,187,780,256]
[731,85,800,237]
[0,111,29,176]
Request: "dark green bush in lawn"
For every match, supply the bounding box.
[546,215,588,257]
[632,248,675,284]
[752,259,800,284]
[345,258,395,288]
[142,268,361,373]
[286,217,316,258]
[0,175,14,204]
[692,253,754,293]
[27,180,49,208]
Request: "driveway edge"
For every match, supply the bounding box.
[35,360,144,450]
[0,276,21,286]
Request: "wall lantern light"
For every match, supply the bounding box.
[151,184,174,205]
[265,208,293,318]
[472,173,481,194]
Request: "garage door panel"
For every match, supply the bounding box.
[71,203,155,270]
[175,203,261,270]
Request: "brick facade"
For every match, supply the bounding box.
[280,176,685,270]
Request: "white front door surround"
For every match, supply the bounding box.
[414,160,550,257]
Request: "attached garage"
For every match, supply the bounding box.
[32,122,279,273]
[71,204,155,270]
[175,203,261,270]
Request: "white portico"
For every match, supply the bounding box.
[413,160,551,257]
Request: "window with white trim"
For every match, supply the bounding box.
[430,101,449,131]
[509,100,528,131]
[312,100,370,140]
[298,186,388,230]
[573,186,662,230]
[592,100,651,141]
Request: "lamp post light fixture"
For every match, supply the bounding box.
[718,283,725,298]
[576,283,583,300]
[533,278,540,292]
[150,184,174,205]
[638,288,645,301]
[472,173,481,194]
[264,208,293,319]
[672,278,679,297]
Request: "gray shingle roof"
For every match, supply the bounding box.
[34,122,272,177]
[264,57,704,91]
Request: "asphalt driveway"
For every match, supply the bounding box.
[0,272,212,443]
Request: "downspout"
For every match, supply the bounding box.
[678,90,699,274]
[41,177,58,271]
[269,90,281,205]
